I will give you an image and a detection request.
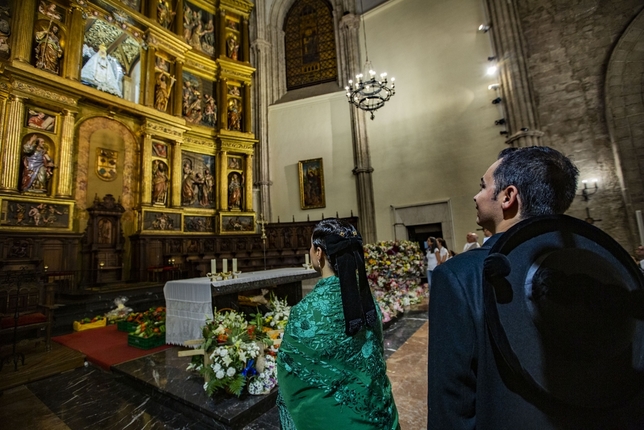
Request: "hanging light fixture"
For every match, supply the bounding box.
[345,0,395,120]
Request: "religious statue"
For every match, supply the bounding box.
[81,44,123,97]
[39,1,62,21]
[202,94,217,126]
[182,78,202,124]
[21,134,55,193]
[152,160,169,205]
[181,159,197,205]
[157,0,176,29]
[34,22,63,74]
[0,6,11,56]
[226,36,239,60]
[201,19,215,55]
[227,99,242,131]
[154,72,175,112]
[98,218,112,244]
[200,168,214,207]
[228,173,243,210]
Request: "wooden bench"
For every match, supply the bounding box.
[0,270,55,371]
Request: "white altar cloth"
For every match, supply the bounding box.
[164,268,317,346]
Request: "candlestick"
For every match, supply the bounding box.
[305,253,310,265]
[232,258,237,273]
[222,259,228,273]
[211,259,216,274]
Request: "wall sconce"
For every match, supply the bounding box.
[479,24,491,32]
[495,118,506,125]
[168,258,176,266]
[488,83,500,90]
[579,179,598,201]
[44,265,49,272]
[486,65,498,75]
[99,262,105,269]
[492,97,502,104]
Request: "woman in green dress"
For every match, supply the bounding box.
[277,218,400,429]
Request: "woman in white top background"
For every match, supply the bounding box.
[436,238,450,264]
[426,237,439,290]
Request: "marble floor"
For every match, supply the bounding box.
[0,305,428,430]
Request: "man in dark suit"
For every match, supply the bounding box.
[427,146,581,429]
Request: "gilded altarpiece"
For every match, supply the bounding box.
[0,0,256,282]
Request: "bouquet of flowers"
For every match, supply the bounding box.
[187,309,275,397]
[364,240,428,322]
[263,293,291,330]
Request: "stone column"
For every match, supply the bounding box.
[56,109,76,198]
[340,13,377,243]
[244,154,253,211]
[250,37,272,221]
[0,95,25,192]
[142,133,153,204]
[11,0,37,63]
[173,60,183,117]
[483,0,544,147]
[219,151,228,210]
[171,140,182,208]
[63,5,85,80]
[243,82,252,132]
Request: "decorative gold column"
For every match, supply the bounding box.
[219,78,228,130]
[145,47,157,107]
[243,82,251,132]
[142,133,153,204]
[242,17,250,63]
[219,150,228,210]
[0,95,26,192]
[56,109,76,198]
[63,5,85,80]
[173,60,183,116]
[0,95,7,156]
[11,0,37,63]
[244,154,253,211]
[175,0,185,39]
[171,140,182,208]
[218,10,227,58]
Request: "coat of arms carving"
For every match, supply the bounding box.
[96,148,118,181]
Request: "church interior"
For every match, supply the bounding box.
[0,0,643,428]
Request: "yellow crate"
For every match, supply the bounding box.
[73,318,107,332]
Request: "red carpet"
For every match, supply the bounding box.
[53,325,172,371]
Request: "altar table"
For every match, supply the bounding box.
[163,268,318,345]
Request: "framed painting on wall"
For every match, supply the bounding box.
[298,158,326,210]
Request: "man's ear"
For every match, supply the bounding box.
[500,185,519,211]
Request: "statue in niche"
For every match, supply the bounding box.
[0,6,11,56]
[182,78,202,124]
[81,44,124,97]
[227,99,242,131]
[154,72,175,112]
[98,218,112,243]
[157,0,175,29]
[226,35,239,60]
[152,160,169,205]
[202,94,217,126]
[181,159,197,205]
[201,19,215,55]
[34,22,63,74]
[21,134,55,193]
[228,172,243,210]
[39,1,62,21]
[200,168,214,207]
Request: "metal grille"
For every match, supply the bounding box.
[284,0,337,90]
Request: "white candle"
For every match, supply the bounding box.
[222,258,228,273]
[305,253,310,265]
[211,259,216,274]
[232,258,237,273]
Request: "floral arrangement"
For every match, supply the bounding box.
[187,309,276,397]
[263,293,291,330]
[364,240,428,322]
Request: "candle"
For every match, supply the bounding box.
[232,258,237,273]
[211,259,216,274]
[222,258,228,273]
[305,253,310,265]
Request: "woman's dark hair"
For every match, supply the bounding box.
[427,236,437,252]
[493,146,579,218]
[311,218,358,273]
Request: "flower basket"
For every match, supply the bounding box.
[128,333,166,349]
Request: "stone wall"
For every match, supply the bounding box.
[516,0,644,249]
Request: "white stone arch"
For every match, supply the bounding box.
[605,7,644,244]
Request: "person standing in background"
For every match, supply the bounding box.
[463,232,480,252]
